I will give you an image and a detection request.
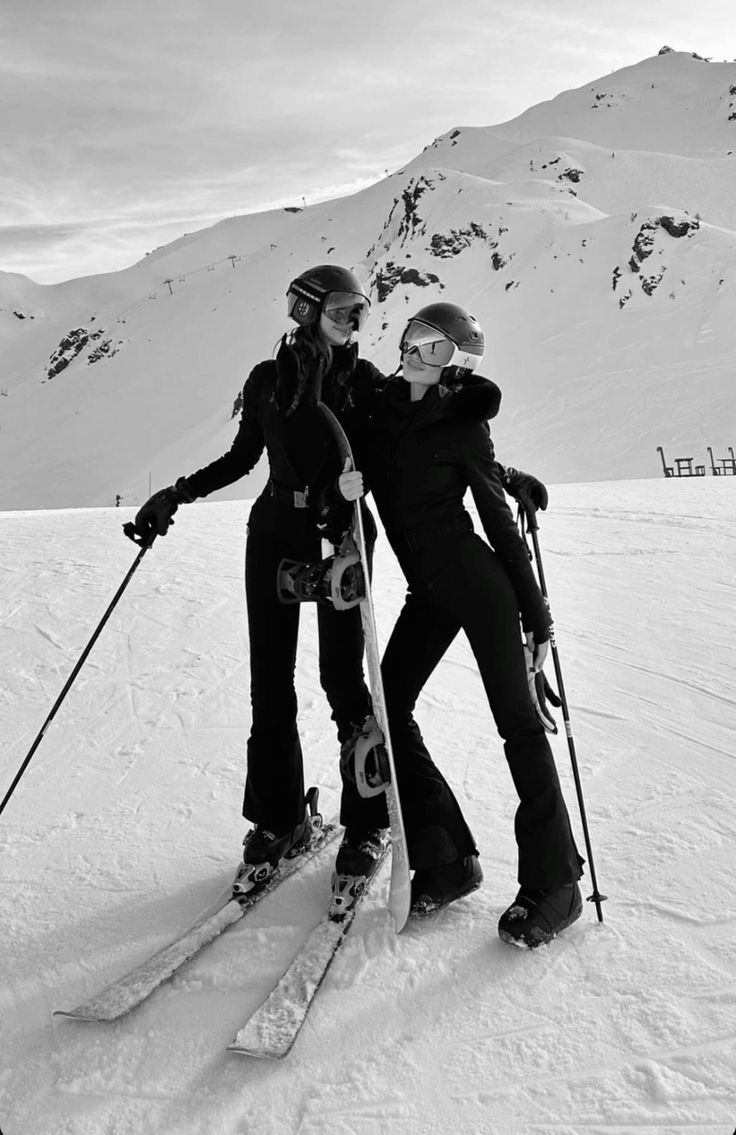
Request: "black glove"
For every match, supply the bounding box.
[522,635,561,733]
[502,466,549,512]
[133,477,194,540]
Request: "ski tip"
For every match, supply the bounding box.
[226,1041,293,1060]
[54,996,141,1022]
[53,1008,109,1022]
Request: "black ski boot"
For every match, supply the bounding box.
[335,827,388,876]
[233,790,320,897]
[329,827,389,920]
[410,855,483,917]
[498,881,583,949]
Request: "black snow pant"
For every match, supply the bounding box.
[382,532,583,889]
[243,527,389,834]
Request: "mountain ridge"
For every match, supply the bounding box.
[1,49,735,508]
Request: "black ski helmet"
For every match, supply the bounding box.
[402,302,485,370]
[286,264,370,327]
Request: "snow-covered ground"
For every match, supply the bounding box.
[1,477,735,1135]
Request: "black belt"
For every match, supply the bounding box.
[268,479,311,509]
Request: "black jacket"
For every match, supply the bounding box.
[367,376,551,640]
[181,336,383,539]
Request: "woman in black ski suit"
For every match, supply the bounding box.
[133,265,388,888]
[365,302,584,947]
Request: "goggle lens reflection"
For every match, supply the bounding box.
[323,291,370,329]
[400,321,455,366]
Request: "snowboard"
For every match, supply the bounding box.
[318,402,411,931]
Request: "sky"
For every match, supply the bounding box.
[2,0,736,284]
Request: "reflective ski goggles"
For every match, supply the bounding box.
[400,319,483,371]
[399,321,456,367]
[322,291,371,330]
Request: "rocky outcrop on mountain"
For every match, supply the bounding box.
[369,175,441,259]
[658,46,711,61]
[47,329,93,378]
[46,326,117,378]
[369,171,513,287]
[87,338,117,365]
[397,177,436,242]
[590,90,628,111]
[428,223,509,270]
[372,262,441,302]
[1,306,35,321]
[659,214,700,238]
[613,212,701,306]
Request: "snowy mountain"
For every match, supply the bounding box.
[2,47,736,509]
[2,479,735,1132]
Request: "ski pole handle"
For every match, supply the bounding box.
[122,522,156,548]
[519,497,539,532]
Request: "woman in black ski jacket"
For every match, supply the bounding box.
[133,265,388,890]
[365,302,584,948]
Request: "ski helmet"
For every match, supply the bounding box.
[286,264,371,329]
[400,302,484,371]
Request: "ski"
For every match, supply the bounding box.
[227,845,389,1059]
[318,403,412,932]
[55,809,341,1022]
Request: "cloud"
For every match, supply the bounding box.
[3,0,736,282]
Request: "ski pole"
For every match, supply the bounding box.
[0,526,156,821]
[517,503,607,922]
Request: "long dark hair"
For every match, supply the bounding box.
[282,324,333,415]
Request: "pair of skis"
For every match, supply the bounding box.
[56,801,388,1057]
[56,409,411,1057]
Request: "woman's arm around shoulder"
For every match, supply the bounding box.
[354,358,390,409]
[446,371,502,423]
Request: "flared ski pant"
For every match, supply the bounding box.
[382,533,584,889]
[243,528,388,834]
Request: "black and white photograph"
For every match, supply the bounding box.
[1,2,735,1132]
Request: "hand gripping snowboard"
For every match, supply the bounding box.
[318,403,411,932]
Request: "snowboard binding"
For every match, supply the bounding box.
[277,536,366,610]
[340,715,391,798]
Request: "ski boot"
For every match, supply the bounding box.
[329,827,389,920]
[410,855,484,917]
[498,881,582,949]
[232,787,323,897]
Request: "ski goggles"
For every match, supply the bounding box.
[400,321,456,367]
[400,319,483,371]
[322,291,371,330]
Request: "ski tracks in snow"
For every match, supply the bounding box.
[1,485,736,1134]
